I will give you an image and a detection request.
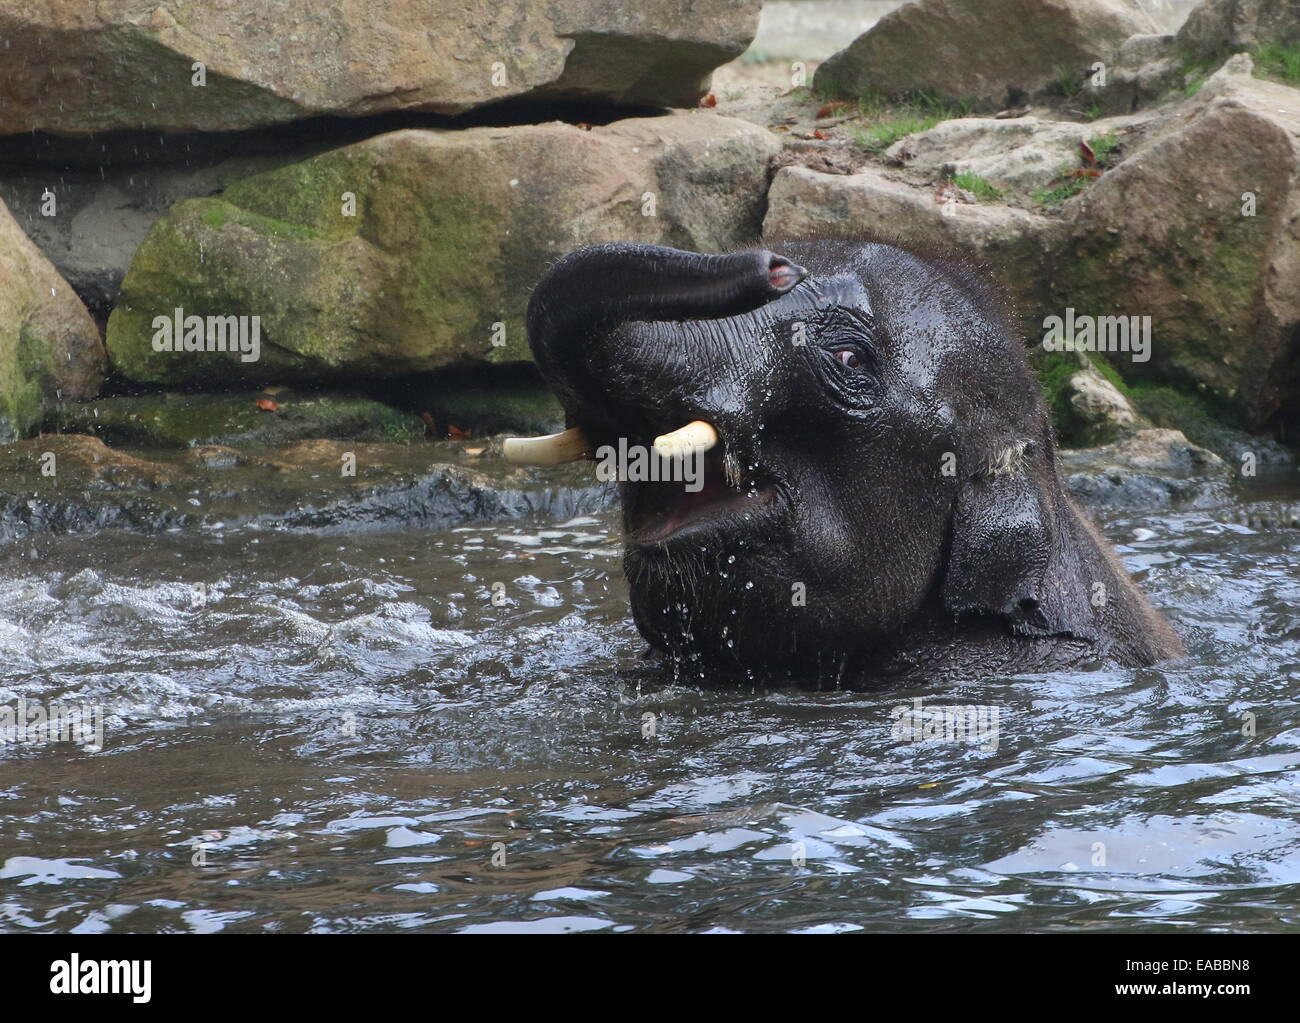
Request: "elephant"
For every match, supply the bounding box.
[505,240,1185,686]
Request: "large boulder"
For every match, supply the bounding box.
[0,0,760,135]
[1177,0,1300,59]
[1047,56,1300,428]
[763,164,1064,308]
[814,0,1143,109]
[105,113,780,386]
[0,199,105,441]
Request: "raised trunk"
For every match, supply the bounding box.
[525,243,802,412]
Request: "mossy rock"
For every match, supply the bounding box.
[47,391,423,449]
[105,115,780,388]
[1,201,105,441]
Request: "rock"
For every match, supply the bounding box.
[0,199,106,442]
[1067,426,1230,474]
[1046,57,1300,428]
[46,391,424,449]
[763,164,1064,300]
[884,114,1149,195]
[1065,356,1144,444]
[1177,0,1300,59]
[105,114,780,387]
[0,433,614,542]
[0,151,309,319]
[814,0,1143,110]
[0,0,761,135]
[1061,427,1235,509]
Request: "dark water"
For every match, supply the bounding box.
[1,486,1298,933]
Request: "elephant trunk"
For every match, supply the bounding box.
[524,242,804,410]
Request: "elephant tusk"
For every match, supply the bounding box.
[652,420,719,459]
[502,427,594,466]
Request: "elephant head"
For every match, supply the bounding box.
[508,241,1183,685]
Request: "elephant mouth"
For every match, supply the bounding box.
[501,420,781,546]
[623,443,780,548]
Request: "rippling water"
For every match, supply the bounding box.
[1,486,1298,933]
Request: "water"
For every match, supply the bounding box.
[1,492,1298,933]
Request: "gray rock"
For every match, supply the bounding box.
[814,0,1143,110]
[0,0,762,134]
[0,434,614,542]
[1177,0,1300,58]
[104,114,781,387]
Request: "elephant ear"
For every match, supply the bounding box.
[942,453,1099,642]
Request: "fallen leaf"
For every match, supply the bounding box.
[447,423,471,440]
[576,122,593,131]
[812,128,830,140]
[1079,138,1097,167]
[700,93,717,108]
[816,101,850,118]
[254,398,278,412]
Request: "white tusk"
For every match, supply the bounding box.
[652,420,718,459]
[502,427,594,466]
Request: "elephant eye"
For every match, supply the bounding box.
[833,348,862,370]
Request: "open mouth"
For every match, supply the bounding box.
[623,444,778,545]
[501,419,780,545]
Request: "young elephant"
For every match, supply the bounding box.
[507,241,1184,686]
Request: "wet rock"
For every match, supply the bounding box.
[1177,0,1300,59]
[1062,427,1235,509]
[47,391,424,449]
[814,0,1142,110]
[0,0,761,134]
[105,114,780,387]
[0,199,105,442]
[1061,354,1145,445]
[0,433,614,542]
[1047,57,1300,428]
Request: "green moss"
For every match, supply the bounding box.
[1033,349,1080,433]
[0,321,51,441]
[952,172,1003,201]
[1053,65,1085,98]
[223,149,374,238]
[1253,41,1300,84]
[1089,132,1121,165]
[1032,136,1118,208]
[48,392,423,449]
[847,90,972,151]
[1128,383,1243,452]
[1033,173,1091,207]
